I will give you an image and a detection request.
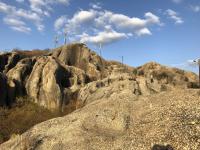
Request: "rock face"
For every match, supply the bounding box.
[6,58,36,97]
[52,43,107,80]
[0,43,198,111]
[26,56,89,110]
[0,73,7,106]
[136,62,198,87]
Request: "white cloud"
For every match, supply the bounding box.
[135,28,152,36]
[3,17,25,26]
[191,5,200,12]
[65,10,97,34]
[59,8,161,45]
[16,0,24,3]
[54,16,67,30]
[172,0,183,4]
[94,10,161,32]
[0,1,70,33]
[70,10,96,24]
[90,2,102,10]
[3,16,31,33]
[0,2,43,32]
[80,30,127,44]
[10,26,31,33]
[29,0,70,15]
[0,2,15,13]
[15,9,41,22]
[166,9,184,24]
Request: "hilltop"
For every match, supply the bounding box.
[0,43,199,149]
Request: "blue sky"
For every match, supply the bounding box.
[0,0,199,73]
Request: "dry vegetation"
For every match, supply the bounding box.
[12,49,50,57]
[0,97,82,144]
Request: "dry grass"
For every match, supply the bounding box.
[13,49,50,57]
[0,96,82,144]
[0,97,60,144]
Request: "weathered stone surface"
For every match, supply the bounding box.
[6,58,36,96]
[0,73,7,106]
[136,62,198,87]
[0,53,9,73]
[52,43,107,80]
[1,88,199,150]
[3,52,24,73]
[0,44,199,149]
[25,56,88,110]
[0,44,198,111]
[78,73,164,106]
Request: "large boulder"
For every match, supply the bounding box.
[3,52,24,73]
[26,56,89,110]
[6,58,36,97]
[136,62,198,87]
[52,43,107,80]
[0,53,9,73]
[0,73,7,106]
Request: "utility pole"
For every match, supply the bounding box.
[121,56,124,72]
[64,30,67,45]
[54,35,59,48]
[121,56,124,66]
[99,43,103,80]
[193,59,200,88]
[99,43,102,58]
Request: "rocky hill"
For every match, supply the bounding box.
[0,43,199,149]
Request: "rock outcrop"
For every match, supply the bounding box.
[136,62,198,87]
[52,43,107,80]
[26,56,89,110]
[0,43,198,111]
[6,58,36,97]
[0,43,199,149]
[0,73,7,106]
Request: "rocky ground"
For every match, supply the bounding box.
[0,76,199,149]
[0,43,199,149]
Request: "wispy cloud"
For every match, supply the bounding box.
[10,26,31,33]
[16,0,24,3]
[0,1,70,33]
[54,16,68,31]
[89,2,102,10]
[166,9,184,24]
[171,0,183,4]
[190,5,200,12]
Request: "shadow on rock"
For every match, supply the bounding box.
[152,144,174,150]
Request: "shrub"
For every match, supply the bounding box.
[187,82,199,89]
[132,69,137,75]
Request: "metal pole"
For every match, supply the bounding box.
[99,43,102,80]
[64,32,67,45]
[55,36,58,48]
[199,61,200,88]
[99,43,102,58]
[122,56,124,66]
